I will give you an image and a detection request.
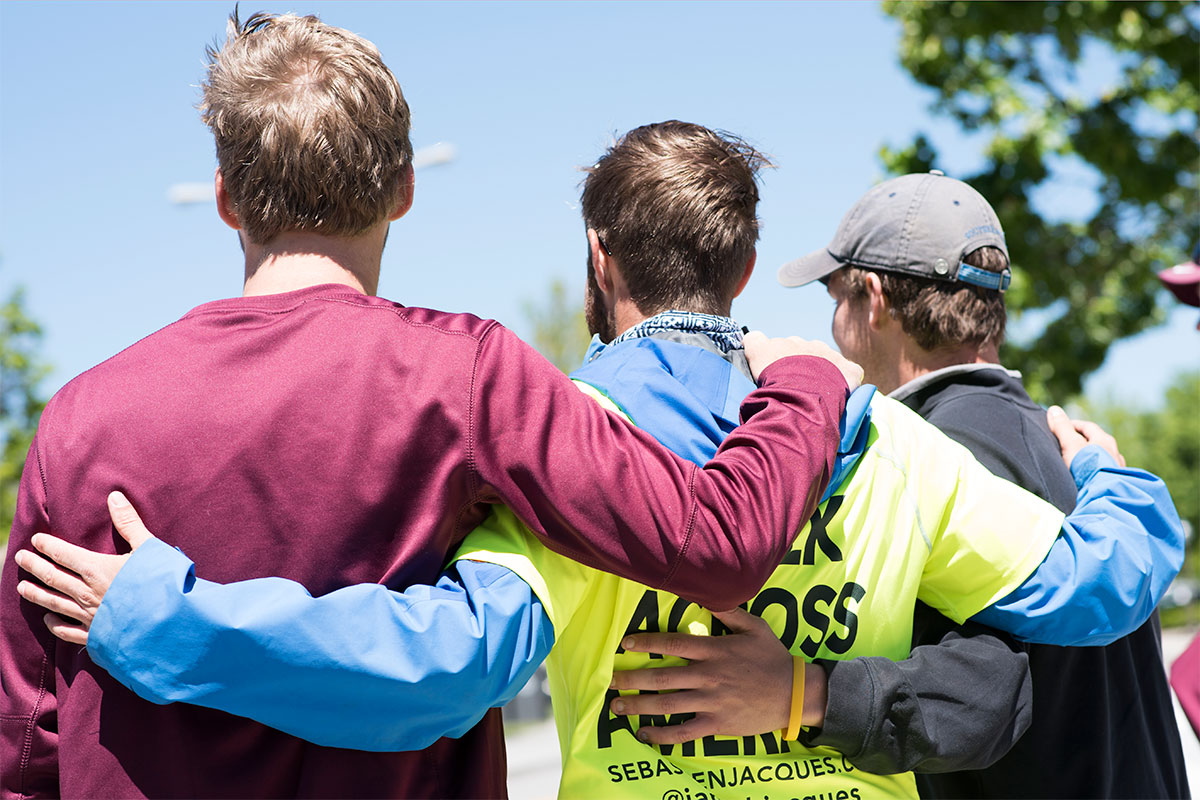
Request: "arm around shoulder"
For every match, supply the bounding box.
[974,445,1185,645]
[88,536,554,751]
[807,606,1030,774]
[467,324,849,609]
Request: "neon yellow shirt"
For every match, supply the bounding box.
[457,392,1063,800]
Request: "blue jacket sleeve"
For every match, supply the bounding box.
[87,539,554,751]
[973,445,1185,646]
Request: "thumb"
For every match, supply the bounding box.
[1046,405,1073,437]
[1046,405,1085,464]
[742,330,767,348]
[107,491,155,549]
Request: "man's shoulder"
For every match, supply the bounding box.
[902,367,1036,423]
[381,302,499,341]
[571,336,750,400]
[573,337,681,374]
[854,393,1001,485]
[902,370,1077,509]
[43,292,504,439]
[863,393,944,449]
[280,291,502,345]
[912,372,1046,448]
[64,293,500,382]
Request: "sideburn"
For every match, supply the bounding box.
[585,254,616,343]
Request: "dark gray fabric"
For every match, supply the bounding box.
[806,612,1031,775]
[905,367,1190,800]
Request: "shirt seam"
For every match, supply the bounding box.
[185,296,488,341]
[17,655,49,797]
[859,658,881,758]
[662,467,701,593]
[466,322,503,507]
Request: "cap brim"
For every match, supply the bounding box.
[777,248,842,287]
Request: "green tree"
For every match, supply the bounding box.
[0,287,50,545]
[521,278,592,373]
[882,1,1199,401]
[1085,371,1200,578]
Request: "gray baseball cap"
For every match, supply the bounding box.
[778,170,1011,291]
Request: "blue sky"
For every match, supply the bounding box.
[1,1,1195,407]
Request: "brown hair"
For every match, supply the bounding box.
[840,246,1009,350]
[580,121,771,315]
[201,10,413,244]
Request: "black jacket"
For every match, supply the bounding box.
[904,365,1187,799]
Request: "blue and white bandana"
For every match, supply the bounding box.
[606,310,745,354]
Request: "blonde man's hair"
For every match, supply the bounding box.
[201,10,413,244]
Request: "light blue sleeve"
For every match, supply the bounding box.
[87,540,554,751]
[973,445,1185,646]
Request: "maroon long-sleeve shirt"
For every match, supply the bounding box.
[0,284,846,798]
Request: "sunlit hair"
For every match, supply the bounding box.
[201,10,413,243]
[581,121,771,316]
[840,246,1009,350]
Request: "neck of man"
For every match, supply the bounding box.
[241,225,387,298]
[887,337,1000,394]
[610,295,733,339]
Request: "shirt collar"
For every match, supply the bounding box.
[888,363,1022,402]
[587,310,744,363]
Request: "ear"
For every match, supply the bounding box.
[587,229,616,296]
[864,272,890,330]
[731,249,757,299]
[214,168,241,231]
[388,165,415,221]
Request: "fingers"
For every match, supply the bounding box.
[609,691,721,744]
[709,606,768,635]
[108,491,154,548]
[1045,405,1076,438]
[28,534,108,590]
[1048,406,1126,467]
[1070,420,1125,465]
[16,579,93,628]
[14,547,92,605]
[742,330,766,349]
[1046,405,1086,466]
[839,358,864,391]
[620,631,718,660]
[17,532,125,616]
[44,613,89,646]
[611,665,711,693]
[631,714,716,746]
[611,686,708,718]
[742,332,863,389]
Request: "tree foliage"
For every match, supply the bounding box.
[882,1,1199,401]
[0,287,50,544]
[521,278,592,374]
[1084,371,1200,589]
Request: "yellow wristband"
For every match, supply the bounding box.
[782,655,805,741]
